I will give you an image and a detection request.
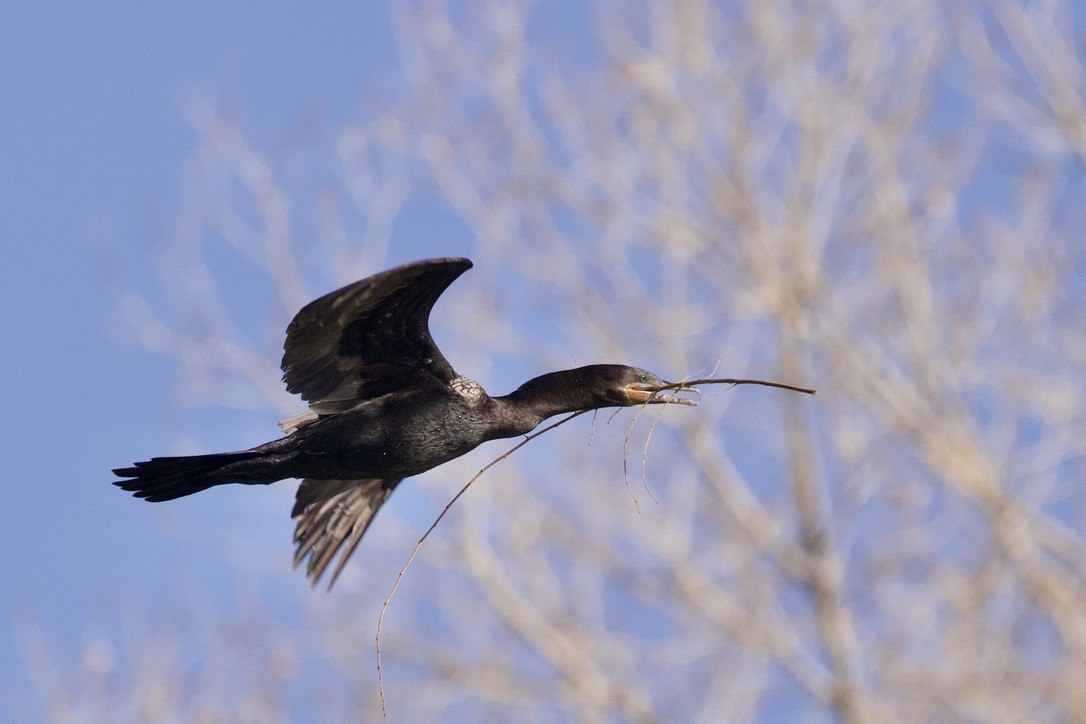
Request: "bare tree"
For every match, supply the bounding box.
[44,1,1086,721]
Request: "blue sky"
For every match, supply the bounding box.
[0,1,404,703]
[6,2,1082,719]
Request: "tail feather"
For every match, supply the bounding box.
[113,450,279,502]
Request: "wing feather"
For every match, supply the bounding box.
[281,258,472,413]
[291,477,401,589]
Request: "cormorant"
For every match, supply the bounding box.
[114,258,694,588]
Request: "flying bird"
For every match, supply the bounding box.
[114,258,703,588]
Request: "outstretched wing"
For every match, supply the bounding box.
[292,477,402,589]
[281,257,472,414]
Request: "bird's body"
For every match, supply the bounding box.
[256,378,544,482]
[278,383,507,481]
[115,258,687,587]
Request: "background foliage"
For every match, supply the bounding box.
[20,2,1086,721]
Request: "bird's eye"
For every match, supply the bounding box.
[638,374,648,384]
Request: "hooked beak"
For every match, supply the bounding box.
[625,382,698,407]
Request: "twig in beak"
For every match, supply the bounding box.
[377,410,590,715]
[654,377,817,396]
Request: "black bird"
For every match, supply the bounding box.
[114,258,691,588]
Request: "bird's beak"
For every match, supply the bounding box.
[626,383,698,407]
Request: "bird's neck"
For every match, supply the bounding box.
[494,369,603,433]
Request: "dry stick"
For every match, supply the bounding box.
[622,403,653,513]
[659,377,817,395]
[706,357,725,379]
[619,365,713,500]
[621,398,679,509]
[641,401,674,498]
[376,409,592,716]
[621,390,695,508]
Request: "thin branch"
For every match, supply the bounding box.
[656,378,818,396]
[376,410,591,716]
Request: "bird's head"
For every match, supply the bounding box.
[573,364,697,408]
[505,364,697,418]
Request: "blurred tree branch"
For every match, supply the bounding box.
[48,0,1086,720]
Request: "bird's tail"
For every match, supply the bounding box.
[113,449,286,502]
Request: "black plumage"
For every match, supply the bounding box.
[114,257,689,588]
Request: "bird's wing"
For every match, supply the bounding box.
[281,257,473,414]
[292,477,402,589]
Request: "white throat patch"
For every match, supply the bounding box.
[450,375,486,404]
